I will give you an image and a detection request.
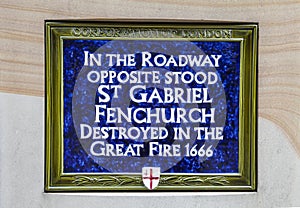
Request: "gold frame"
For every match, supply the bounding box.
[45,20,258,192]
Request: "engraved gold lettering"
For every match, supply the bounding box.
[71,27,232,39]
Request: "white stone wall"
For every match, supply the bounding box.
[0,92,299,208]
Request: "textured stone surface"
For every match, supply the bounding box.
[0,0,299,156]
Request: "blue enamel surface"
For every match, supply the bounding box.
[63,39,240,173]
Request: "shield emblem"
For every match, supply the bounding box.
[142,167,160,190]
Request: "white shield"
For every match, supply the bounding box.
[142,167,160,190]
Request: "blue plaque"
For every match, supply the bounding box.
[45,20,258,191]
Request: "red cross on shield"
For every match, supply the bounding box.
[142,167,160,190]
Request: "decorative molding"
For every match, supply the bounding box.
[73,175,142,186]
[71,27,232,39]
[73,175,230,186]
[160,175,230,186]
